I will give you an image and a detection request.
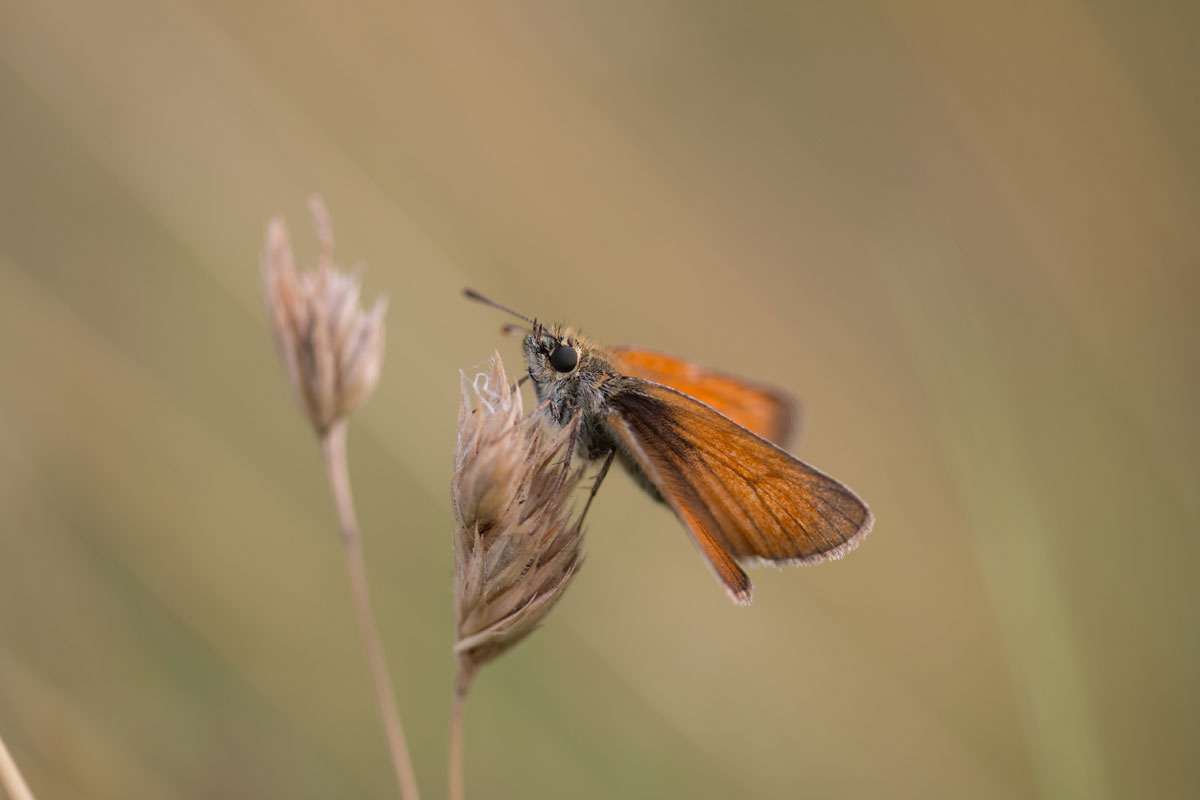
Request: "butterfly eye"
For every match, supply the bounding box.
[548,344,578,373]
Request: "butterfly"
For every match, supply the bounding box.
[465,289,873,604]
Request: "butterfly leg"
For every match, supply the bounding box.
[551,415,584,496]
[579,448,616,524]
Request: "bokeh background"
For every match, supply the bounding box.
[1,2,1197,798]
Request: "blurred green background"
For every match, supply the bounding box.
[1,2,1197,798]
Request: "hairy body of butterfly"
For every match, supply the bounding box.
[522,322,873,605]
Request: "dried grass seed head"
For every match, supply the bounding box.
[451,354,586,681]
[262,196,386,435]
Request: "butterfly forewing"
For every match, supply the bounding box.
[605,409,754,604]
[607,347,797,445]
[605,381,872,602]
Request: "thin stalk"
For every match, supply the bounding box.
[322,421,420,800]
[447,692,465,800]
[0,731,35,800]
[448,662,475,800]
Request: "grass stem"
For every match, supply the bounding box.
[0,731,35,800]
[448,664,474,800]
[322,421,420,800]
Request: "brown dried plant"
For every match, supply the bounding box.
[262,197,419,800]
[263,197,386,436]
[448,353,587,800]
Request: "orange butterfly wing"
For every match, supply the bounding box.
[605,381,872,604]
[607,347,797,445]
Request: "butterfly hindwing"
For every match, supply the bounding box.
[607,347,797,445]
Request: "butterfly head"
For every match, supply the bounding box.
[461,289,614,427]
[523,323,587,385]
[522,323,620,428]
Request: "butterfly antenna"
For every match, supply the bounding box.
[462,288,535,325]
